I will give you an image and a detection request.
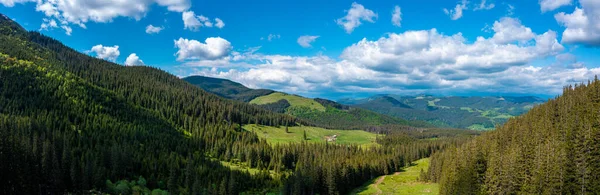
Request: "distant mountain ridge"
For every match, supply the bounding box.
[340,94,544,130]
[184,76,274,102]
[184,76,434,129]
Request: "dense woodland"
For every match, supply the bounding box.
[0,15,474,194]
[425,79,600,194]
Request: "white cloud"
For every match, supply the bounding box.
[336,2,377,34]
[40,18,57,30]
[444,0,468,20]
[1,0,190,35]
[61,25,72,35]
[555,0,600,46]
[197,15,213,27]
[297,35,320,48]
[186,17,581,97]
[89,45,120,62]
[215,18,225,28]
[145,25,164,34]
[474,0,495,10]
[540,0,572,12]
[0,0,33,7]
[125,53,145,66]
[182,11,223,31]
[155,0,191,12]
[182,11,202,31]
[392,5,402,27]
[174,37,232,61]
[491,17,535,44]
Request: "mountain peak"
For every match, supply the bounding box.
[0,13,27,36]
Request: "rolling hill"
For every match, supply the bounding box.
[184,76,435,130]
[340,94,544,130]
[183,76,435,130]
[183,75,274,102]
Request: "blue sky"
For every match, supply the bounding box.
[1,0,599,99]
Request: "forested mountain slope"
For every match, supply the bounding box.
[0,14,298,194]
[184,76,274,102]
[425,80,600,194]
[0,14,472,194]
[185,76,434,129]
[341,94,543,130]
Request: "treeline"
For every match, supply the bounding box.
[426,79,600,194]
[295,106,434,130]
[365,124,480,139]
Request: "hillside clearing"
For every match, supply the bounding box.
[243,124,379,147]
[249,92,326,111]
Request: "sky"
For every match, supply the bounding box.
[1,0,600,100]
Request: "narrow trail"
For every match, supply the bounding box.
[373,171,402,195]
[373,175,386,195]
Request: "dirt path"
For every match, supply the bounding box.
[373,175,386,195]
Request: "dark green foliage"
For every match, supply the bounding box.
[427,80,600,194]
[184,75,274,102]
[365,125,480,139]
[259,99,291,113]
[314,98,350,110]
[295,106,435,130]
[0,16,293,194]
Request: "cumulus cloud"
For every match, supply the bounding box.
[490,17,535,44]
[145,25,164,34]
[182,11,202,31]
[185,17,584,97]
[174,37,232,61]
[297,35,319,48]
[540,0,572,12]
[182,11,224,31]
[392,5,402,27]
[1,0,190,35]
[89,45,120,62]
[336,2,377,34]
[125,53,145,66]
[555,0,600,46]
[444,0,468,20]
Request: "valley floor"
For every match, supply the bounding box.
[353,158,438,195]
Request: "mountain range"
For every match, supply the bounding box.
[185,75,544,130]
[339,94,544,130]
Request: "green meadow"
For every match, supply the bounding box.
[354,158,439,195]
[243,124,379,147]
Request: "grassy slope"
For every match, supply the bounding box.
[250,92,326,111]
[243,124,379,147]
[354,158,439,195]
